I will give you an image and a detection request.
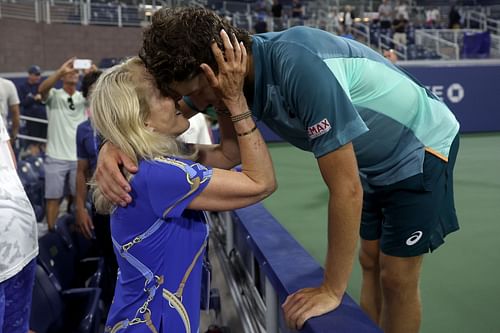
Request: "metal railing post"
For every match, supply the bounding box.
[81,0,88,25]
[45,0,51,24]
[118,4,122,27]
[34,0,40,23]
[265,277,279,333]
[221,211,233,256]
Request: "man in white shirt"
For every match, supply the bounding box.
[0,77,20,142]
[0,114,38,333]
[39,58,87,230]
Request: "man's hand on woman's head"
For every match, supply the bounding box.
[95,142,138,206]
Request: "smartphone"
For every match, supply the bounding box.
[73,59,92,70]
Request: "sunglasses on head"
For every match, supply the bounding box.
[67,97,75,110]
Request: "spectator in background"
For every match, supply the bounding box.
[254,14,269,33]
[342,5,354,36]
[178,113,213,145]
[18,65,47,155]
[426,7,440,27]
[291,0,304,19]
[392,13,408,47]
[271,0,283,31]
[0,112,38,333]
[39,57,87,231]
[395,0,409,20]
[0,77,20,142]
[271,0,282,19]
[75,70,118,312]
[378,0,393,29]
[328,7,341,34]
[449,5,461,29]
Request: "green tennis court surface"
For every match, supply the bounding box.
[263,133,500,332]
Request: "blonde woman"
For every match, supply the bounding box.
[91,32,276,333]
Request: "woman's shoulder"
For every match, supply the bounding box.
[140,156,194,170]
[138,156,211,179]
[139,156,212,182]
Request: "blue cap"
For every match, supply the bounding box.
[28,65,41,75]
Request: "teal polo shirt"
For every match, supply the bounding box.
[250,26,459,186]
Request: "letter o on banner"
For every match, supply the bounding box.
[447,83,465,103]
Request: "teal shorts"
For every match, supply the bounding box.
[360,135,460,257]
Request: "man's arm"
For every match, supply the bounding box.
[282,143,363,330]
[75,159,94,239]
[39,57,76,100]
[7,139,17,169]
[9,104,20,141]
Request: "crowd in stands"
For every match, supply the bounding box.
[204,0,472,60]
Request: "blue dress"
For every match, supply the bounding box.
[105,156,213,333]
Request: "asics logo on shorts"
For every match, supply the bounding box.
[406,231,423,246]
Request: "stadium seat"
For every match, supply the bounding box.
[38,216,103,291]
[24,154,45,179]
[30,264,101,333]
[17,159,39,187]
[17,159,45,221]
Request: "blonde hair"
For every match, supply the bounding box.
[90,57,197,213]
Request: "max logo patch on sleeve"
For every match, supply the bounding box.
[308,118,332,139]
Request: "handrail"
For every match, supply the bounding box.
[466,10,500,35]
[415,30,460,60]
[230,203,382,333]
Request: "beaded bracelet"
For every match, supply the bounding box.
[237,125,258,137]
[231,110,253,123]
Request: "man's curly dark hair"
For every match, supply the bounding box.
[140,7,252,97]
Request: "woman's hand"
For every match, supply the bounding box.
[200,29,248,111]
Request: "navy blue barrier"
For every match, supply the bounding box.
[232,203,382,333]
[403,62,500,133]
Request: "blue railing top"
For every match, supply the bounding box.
[233,203,382,333]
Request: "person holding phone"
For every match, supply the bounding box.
[38,57,87,230]
[90,33,276,332]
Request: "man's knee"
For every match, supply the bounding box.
[379,255,423,295]
[359,240,380,272]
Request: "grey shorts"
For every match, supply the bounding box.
[44,156,77,199]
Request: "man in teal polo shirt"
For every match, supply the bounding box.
[96,7,459,333]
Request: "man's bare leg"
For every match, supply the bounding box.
[359,239,382,324]
[379,253,423,333]
[46,199,60,231]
